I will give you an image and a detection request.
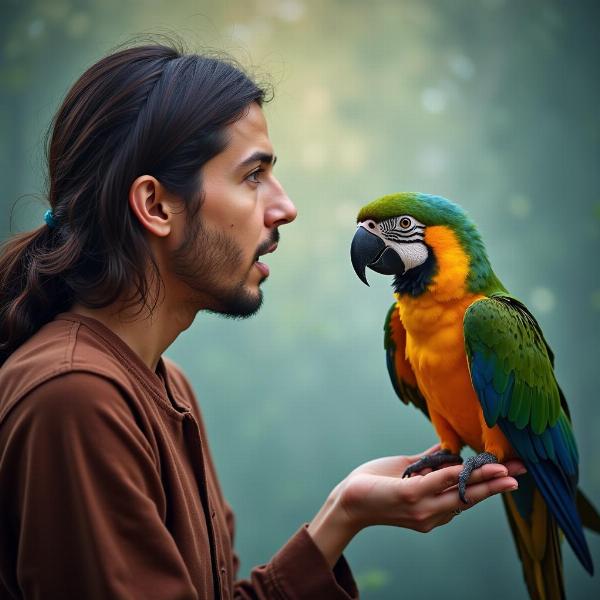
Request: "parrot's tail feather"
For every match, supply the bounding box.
[577,488,600,534]
[502,490,565,600]
[528,461,594,575]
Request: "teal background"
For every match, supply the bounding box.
[2,1,599,598]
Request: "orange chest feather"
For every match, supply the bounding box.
[395,285,488,442]
[397,294,480,383]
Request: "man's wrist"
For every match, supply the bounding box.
[307,486,361,568]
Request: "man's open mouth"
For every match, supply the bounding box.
[255,242,278,262]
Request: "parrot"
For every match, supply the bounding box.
[350,192,600,600]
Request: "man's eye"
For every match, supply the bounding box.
[246,168,264,184]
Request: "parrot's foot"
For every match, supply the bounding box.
[402,449,463,478]
[458,452,498,503]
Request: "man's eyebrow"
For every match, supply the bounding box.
[237,151,277,169]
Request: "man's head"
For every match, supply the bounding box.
[0,43,296,362]
[129,102,296,319]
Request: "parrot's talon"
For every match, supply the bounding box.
[402,449,463,478]
[458,452,498,503]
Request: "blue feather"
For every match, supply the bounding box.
[531,431,548,461]
[500,372,514,418]
[472,351,501,425]
[499,420,594,575]
[505,421,538,463]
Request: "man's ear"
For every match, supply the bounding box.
[129,175,179,237]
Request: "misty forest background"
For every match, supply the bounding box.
[1,1,599,598]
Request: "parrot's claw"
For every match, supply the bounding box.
[402,449,463,478]
[458,452,498,503]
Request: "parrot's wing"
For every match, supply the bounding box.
[464,295,593,575]
[464,295,564,434]
[384,303,429,419]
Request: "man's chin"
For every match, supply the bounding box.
[207,287,263,319]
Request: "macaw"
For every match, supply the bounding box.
[350,192,599,599]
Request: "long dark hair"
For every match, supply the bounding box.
[0,42,267,365]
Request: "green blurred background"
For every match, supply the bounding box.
[2,0,599,598]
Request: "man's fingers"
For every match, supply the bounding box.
[418,464,463,494]
[504,459,527,477]
[410,467,433,477]
[439,476,518,511]
[420,462,510,495]
[442,463,508,492]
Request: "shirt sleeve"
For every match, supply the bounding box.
[224,503,359,600]
[0,373,199,600]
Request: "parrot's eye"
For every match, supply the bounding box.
[399,217,412,229]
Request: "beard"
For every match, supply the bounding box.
[170,220,277,319]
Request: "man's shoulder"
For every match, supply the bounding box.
[9,371,126,426]
[0,316,137,425]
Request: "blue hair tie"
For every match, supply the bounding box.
[44,209,57,229]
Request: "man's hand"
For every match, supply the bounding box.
[307,444,525,567]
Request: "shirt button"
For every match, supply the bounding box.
[220,567,227,575]
[211,510,216,519]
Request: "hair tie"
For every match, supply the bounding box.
[44,209,57,229]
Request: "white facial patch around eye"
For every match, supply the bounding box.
[375,215,428,273]
[387,240,429,273]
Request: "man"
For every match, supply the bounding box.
[0,44,522,599]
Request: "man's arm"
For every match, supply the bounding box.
[0,373,198,600]
[222,503,358,600]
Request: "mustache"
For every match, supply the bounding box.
[255,228,280,257]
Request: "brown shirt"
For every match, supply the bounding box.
[0,313,358,599]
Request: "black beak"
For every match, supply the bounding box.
[351,226,405,286]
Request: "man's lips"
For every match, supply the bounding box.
[254,242,278,277]
[254,261,270,277]
[255,241,278,261]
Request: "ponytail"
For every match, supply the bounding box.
[0,224,75,365]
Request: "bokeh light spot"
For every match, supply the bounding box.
[590,290,600,311]
[421,87,447,113]
[530,287,556,314]
[508,194,532,219]
[276,0,305,22]
[28,20,45,39]
[449,54,475,80]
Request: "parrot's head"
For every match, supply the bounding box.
[351,192,499,298]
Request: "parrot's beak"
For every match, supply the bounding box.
[351,226,384,285]
[351,225,405,286]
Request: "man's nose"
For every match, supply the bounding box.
[264,179,297,227]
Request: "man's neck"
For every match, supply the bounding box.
[69,299,196,372]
